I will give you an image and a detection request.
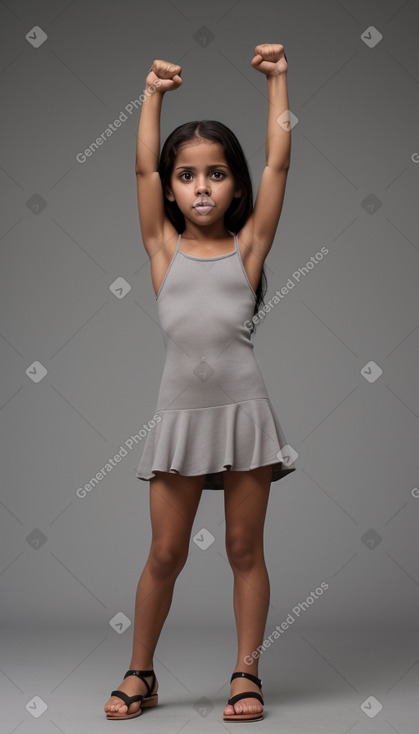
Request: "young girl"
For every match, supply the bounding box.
[104,43,296,723]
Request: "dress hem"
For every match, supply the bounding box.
[136,461,296,490]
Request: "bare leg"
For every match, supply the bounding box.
[223,465,272,718]
[104,471,205,717]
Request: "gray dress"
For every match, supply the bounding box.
[136,231,296,490]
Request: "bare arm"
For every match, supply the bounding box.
[265,72,291,170]
[135,87,164,175]
[241,44,291,259]
[135,61,182,252]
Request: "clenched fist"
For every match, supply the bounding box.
[146,59,183,93]
[250,44,288,76]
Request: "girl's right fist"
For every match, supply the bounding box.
[146,59,182,92]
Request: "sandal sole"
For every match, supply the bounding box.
[223,714,264,722]
[106,711,142,720]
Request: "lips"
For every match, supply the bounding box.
[194,204,214,215]
[193,196,215,208]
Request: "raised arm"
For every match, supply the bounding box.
[135,60,182,255]
[241,44,291,261]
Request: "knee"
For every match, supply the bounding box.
[148,543,188,579]
[226,534,261,573]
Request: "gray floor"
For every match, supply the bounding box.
[1,624,418,733]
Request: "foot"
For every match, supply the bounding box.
[104,670,157,718]
[223,673,264,718]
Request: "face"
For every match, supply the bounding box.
[166,139,241,226]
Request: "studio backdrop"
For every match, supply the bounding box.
[1,0,418,637]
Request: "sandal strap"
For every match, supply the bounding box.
[228,691,264,707]
[110,689,143,706]
[230,671,262,689]
[124,669,156,697]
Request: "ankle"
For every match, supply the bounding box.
[232,667,261,683]
[128,663,154,672]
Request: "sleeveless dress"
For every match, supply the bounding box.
[136,230,296,490]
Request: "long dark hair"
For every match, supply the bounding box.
[158,120,267,334]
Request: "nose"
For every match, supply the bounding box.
[195,176,210,194]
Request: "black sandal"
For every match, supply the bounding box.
[223,671,264,722]
[105,669,158,720]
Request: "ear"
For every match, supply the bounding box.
[165,185,175,201]
[233,187,242,199]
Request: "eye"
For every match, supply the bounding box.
[211,171,225,179]
[179,172,193,181]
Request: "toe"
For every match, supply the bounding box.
[223,703,235,716]
[226,697,263,717]
[240,697,263,715]
[105,697,128,714]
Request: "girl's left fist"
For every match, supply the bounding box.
[250,43,288,76]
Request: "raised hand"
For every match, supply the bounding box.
[146,59,183,93]
[250,43,288,77]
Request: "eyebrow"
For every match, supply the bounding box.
[175,164,229,170]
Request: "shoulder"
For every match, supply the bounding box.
[236,214,275,266]
[236,220,254,257]
[235,219,268,294]
[236,217,264,264]
[145,221,180,299]
[143,220,179,262]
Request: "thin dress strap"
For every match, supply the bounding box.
[226,230,238,254]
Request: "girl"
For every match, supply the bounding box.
[104,43,296,723]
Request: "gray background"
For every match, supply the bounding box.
[1,0,419,731]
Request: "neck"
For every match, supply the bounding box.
[182,221,231,241]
